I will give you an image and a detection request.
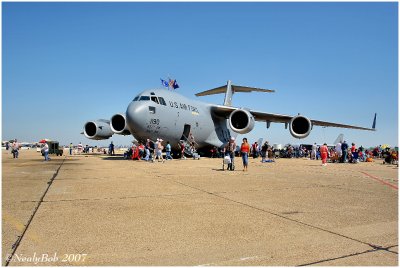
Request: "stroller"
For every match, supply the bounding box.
[222,153,235,171]
[190,145,200,160]
[192,150,200,160]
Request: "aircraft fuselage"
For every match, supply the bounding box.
[126,89,235,150]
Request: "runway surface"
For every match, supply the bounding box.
[2,150,398,265]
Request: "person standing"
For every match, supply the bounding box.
[138,142,145,159]
[77,142,83,154]
[165,141,173,160]
[351,143,356,153]
[240,138,251,171]
[189,132,195,146]
[252,142,259,158]
[320,143,329,166]
[179,141,186,159]
[261,141,268,162]
[335,141,342,160]
[311,143,317,160]
[5,142,9,151]
[142,144,150,161]
[109,141,115,156]
[69,143,73,155]
[43,142,50,161]
[154,138,164,163]
[224,137,236,171]
[11,139,19,159]
[341,141,349,163]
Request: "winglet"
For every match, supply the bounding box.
[372,113,377,130]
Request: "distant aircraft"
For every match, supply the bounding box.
[83,80,376,153]
[333,134,344,145]
[296,133,345,150]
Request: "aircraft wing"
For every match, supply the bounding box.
[210,104,376,131]
[310,119,375,131]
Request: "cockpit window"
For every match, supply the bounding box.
[133,96,139,101]
[150,92,155,95]
[150,96,159,104]
[139,96,150,101]
[158,97,166,106]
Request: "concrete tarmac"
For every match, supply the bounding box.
[2,150,398,266]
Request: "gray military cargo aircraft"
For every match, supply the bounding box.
[83,80,376,153]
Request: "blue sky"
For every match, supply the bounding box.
[2,2,398,148]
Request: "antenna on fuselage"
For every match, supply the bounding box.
[195,80,275,107]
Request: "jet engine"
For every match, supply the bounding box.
[289,115,312,139]
[228,109,255,134]
[84,119,113,140]
[110,113,131,135]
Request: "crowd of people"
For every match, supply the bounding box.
[218,138,399,170]
[6,136,398,169]
[124,138,193,163]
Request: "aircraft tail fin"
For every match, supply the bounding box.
[333,134,344,145]
[195,80,275,106]
[257,138,263,146]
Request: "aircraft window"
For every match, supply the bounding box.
[150,92,155,95]
[139,96,150,101]
[158,97,166,106]
[133,96,139,101]
[149,106,156,114]
[151,96,159,104]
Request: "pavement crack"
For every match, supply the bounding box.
[167,179,394,254]
[297,244,398,266]
[27,192,205,203]
[5,157,66,266]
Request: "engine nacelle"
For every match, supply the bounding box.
[229,109,255,134]
[84,119,113,140]
[289,115,312,139]
[110,113,131,135]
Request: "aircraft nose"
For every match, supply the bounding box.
[126,101,147,133]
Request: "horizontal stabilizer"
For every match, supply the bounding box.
[196,84,275,97]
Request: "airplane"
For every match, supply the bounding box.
[333,133,344,145]
[83,80,376,154]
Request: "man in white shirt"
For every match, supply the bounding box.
[11,139,19,159]
[311,143,317,160]
[43,142,50,161]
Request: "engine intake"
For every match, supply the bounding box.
[229,109,255,134]
[289,115,312,139]
[84,119,113,140]
[110,113,131,135]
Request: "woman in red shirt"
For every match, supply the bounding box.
[320,143,329,166]
[240,138,250,171]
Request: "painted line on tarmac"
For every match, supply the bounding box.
[198,255,260,266]
[5,157,66,266]
[359,171,398,190]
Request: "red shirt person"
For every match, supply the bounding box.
[320,143,329,166]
